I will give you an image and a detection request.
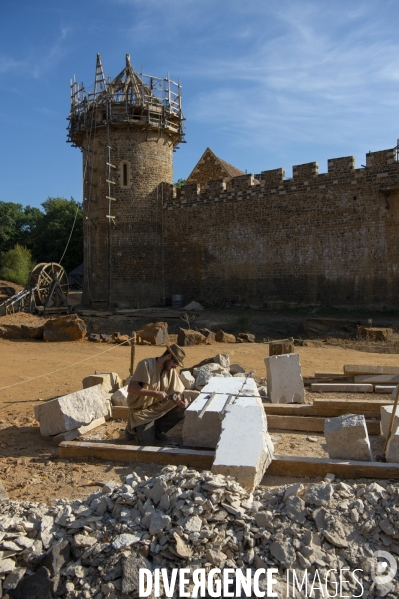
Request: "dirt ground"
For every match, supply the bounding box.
[1,335,398,504]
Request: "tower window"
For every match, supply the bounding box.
[119,161,131,188]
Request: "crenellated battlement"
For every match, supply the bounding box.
[165,147,399,208]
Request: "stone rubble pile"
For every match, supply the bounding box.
[1,467,399,598]
[180,353,256,392]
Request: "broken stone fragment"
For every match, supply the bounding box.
[304,483,334,506]
[177,328,206,346]
[136,321,168,345]
[173,532,193,558]
[43,314,86,341]
[230,363,245,374]
[324,414,373,461]
[180,370,195,389]
[112,533,142,550]
[111,385,128,406]
[149,512,171,535]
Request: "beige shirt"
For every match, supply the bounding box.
[126,357,185,430]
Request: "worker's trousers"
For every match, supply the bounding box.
[125,405,185,445]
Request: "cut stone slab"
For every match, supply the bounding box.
[52,416,106,445]
[324,414,372,461]
[82,372,121,392]
[381,404,399,438]
[183,377,259,448]
[375,385,397,394]
[355,374,399,384]
[386,427,399,463]
[212,397,274,492]
[264,353,305,404]
[111,385,128,406]
[34,386,112,436]
[311,383,373,393]
[344,365,399,376]
[180,370,195,390]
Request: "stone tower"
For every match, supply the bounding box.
[67,54,184,307]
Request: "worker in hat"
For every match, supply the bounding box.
[125,343,188,445]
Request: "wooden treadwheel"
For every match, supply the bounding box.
[28,263,69,307]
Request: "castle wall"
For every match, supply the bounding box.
[162,148,399,309]
[82,124,173,307]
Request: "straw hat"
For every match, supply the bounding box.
[167,343,186,367]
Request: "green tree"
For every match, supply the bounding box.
[174,178,186,188]
[30,198,83,272]
[0,202,41,254]
[0,244,33,286]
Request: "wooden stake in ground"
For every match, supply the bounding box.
[129,331,136,377]
[383,385,399,455]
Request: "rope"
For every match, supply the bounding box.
[0,335,136,392]
[59,200,80,265]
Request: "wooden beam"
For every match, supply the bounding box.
[268,415,381,435]
[59,441,214,469]
[344,365,399,376]
[113,402,386,422]
[58,442,399,481]
[268,455,399,480]
[312,398,392,418]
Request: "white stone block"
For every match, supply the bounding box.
[212,399,274,492]
[381,404,399,438]
[183,377,262,448]
[180,371,195,390]
[82,372,121,393]
[264,353,305,404]
[183,390,200,402]
[111,386,128,406]
[386,426,399,463]
[34,386,112,436]
[324,414,372,461]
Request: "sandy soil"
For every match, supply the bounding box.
[1,338,398,504]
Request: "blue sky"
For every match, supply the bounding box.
[1,0,399,209]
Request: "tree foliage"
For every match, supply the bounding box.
[0,244,34,286]
[174,178,187,188]
[0,198,83,276]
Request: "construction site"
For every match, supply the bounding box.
[1,54,399,598]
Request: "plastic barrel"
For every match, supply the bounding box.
[172,294,184,310]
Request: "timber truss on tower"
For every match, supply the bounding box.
[67,54,185,148]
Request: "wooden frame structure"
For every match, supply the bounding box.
[58,396,399,480]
